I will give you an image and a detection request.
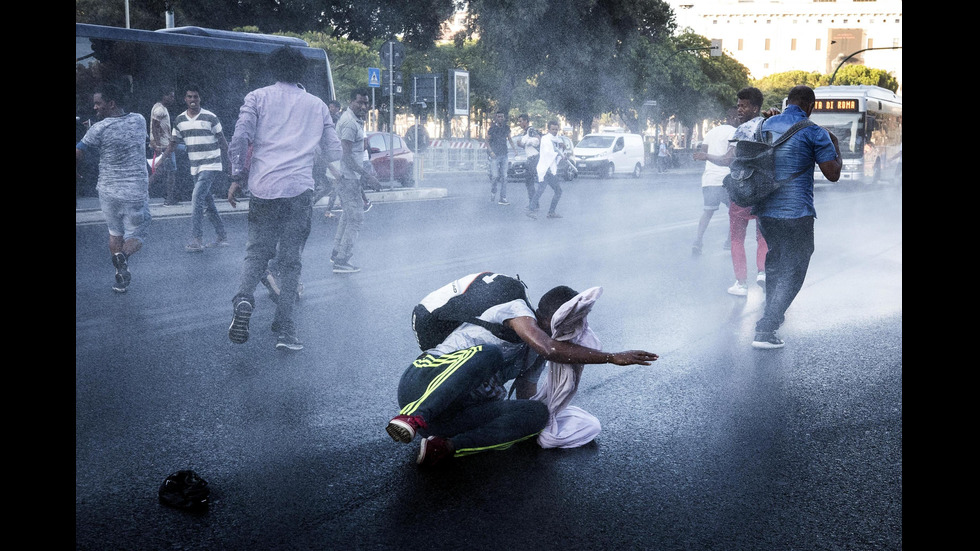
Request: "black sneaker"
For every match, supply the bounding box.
[112,252,131,293]
[751,331,785,349]
[228,298,254,344]
[275,332,304,351]
[333,261,360,274]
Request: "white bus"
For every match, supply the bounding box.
[76,23,336,197]
[785,85,902,185]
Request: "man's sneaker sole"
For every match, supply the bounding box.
[752,334,785,349]
[275,337,304,351]
[727,286,748,296]
[228,301,253,344]
[386,419,416,443]
[752,341,785,349]
[333,265,361,274]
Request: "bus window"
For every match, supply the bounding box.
[808,112,864,157]
[76,23,336,197]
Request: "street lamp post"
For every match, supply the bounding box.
[829,46,903,84]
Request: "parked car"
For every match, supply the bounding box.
[365,131,415,188]
[505,135,578,182]
[573,132,645,178]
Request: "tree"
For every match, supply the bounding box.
[830,65,899,90]
[632,31,749,145]
[751,70,826,109]
[76,0,173,29]
[76,0,456,49]
[465,0,676,134]
[298,30,379,102]
[752,65,898,109]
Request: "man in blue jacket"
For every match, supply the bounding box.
[751,85,842,349]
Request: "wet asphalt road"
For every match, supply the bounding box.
[76,169,902,550]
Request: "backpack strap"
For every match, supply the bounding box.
[770,119,817,183]
[772,119,816,147]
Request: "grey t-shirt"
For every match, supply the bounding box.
[336,107,366,180]
[80,112,149,202]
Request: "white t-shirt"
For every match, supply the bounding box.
[701,123,736,187]
[423,273,540,403]
[149,102,171,150]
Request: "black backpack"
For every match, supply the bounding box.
[412,272,532,351]
[723,119,816,207]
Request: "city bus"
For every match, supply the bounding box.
[783,85,902,185]
[76,23,336,197]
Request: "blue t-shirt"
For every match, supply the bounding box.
[754,105,838,219]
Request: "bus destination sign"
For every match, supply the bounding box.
[812,99,859,112]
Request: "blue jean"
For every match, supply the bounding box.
[190,170,226,241]
[530,171,562,214]
[489,154,508,199]
[755,216,815,333]
[396,345,548,457]
[233,190,313,333]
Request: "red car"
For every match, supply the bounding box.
[365,132,415,188]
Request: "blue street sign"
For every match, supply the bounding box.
[368,67,381,88]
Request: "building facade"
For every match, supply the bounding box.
[668,0,902,92]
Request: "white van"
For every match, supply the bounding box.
[573,132,645,178]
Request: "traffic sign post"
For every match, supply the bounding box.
[380,41,405,180]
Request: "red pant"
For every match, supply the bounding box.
[729,203,768,281]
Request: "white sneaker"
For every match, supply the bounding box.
[727,281,748,296]
[756,272,766,292]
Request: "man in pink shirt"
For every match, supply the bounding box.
[225,46,342,351]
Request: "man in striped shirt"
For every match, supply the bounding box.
[169,86,230,252]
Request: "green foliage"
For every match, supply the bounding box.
[467,0,677,134]
[76,0,173,29]
[77,0,456,48]
[300,31,378,102]
[78,1,900,140]
[752,65,898,109]
[751,71,827,110]
[831,65,899,90]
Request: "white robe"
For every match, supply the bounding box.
[535,133,561,183]
[532,286,603,448]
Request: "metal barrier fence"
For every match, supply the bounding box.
[419,138,489,175]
